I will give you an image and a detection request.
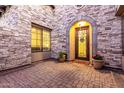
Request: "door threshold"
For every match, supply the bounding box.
[75,59,90,65]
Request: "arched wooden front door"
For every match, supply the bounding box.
[75,26,90,61]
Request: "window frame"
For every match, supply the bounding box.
[31,23,52,53]
[42,28,51,52]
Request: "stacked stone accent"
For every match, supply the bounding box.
[0,5,54,70]
[52,5,122,69]
[0,5,122,70]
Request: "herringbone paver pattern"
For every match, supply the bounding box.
[0,60,123,88]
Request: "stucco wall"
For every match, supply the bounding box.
[52,5,122,69]
[0,5,54,70]
[31,52,51,62]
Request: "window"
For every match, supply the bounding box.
[31,23,51,52]
[43,30,51,51]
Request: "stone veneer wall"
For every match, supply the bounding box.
[0,5,54,70]
[0,5,122,70]
[52,5,122,69]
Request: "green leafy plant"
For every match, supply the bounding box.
[93,54,103,60]
[59,51,67,59]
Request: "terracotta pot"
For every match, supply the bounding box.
[93,59,104,69]
[59,58,65,62]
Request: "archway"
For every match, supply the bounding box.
[66,15,97,63]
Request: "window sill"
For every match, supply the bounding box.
[31,51,51,53]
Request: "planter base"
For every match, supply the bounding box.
[59,58,65,62]
[93,60,104,69]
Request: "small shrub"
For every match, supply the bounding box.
[59,52,66,59]
[93,54,103,60]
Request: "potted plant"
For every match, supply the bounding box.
[92,54,104,69]
[58,51,67,62]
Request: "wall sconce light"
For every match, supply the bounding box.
[78,21,86,27]
[74,5,85,10]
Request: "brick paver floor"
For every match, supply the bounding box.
[0,60,124,88]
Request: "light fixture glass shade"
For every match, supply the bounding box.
[78,21,86,26]
[74,5,85,9]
